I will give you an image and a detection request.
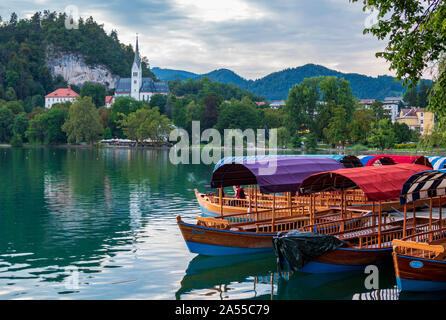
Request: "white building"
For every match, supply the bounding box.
[114,36,169,102]
[383,96,405,123]
[45,86,79,108]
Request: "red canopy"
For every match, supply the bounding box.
[364,155,432,168]
[299,163,432,202]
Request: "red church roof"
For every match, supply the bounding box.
[105,95,114,104]
[45,87,79,98]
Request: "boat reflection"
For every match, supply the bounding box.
[176,252,277,300]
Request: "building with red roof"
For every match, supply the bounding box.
[105,95,114,108]
[45,86,79,108]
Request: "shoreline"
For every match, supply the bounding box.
[0,143,444,155]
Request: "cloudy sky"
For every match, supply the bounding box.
[0,0,398,80]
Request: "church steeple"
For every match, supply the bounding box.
[131,35,142,100]
[133,34,141,68]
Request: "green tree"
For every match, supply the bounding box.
[216,97,261,132]
[277,126,291,148]
[5,100,24,115]
[108,97,146,137]
[262,108,284,129]
[149,94,168,114]
[80,82,106,107]
[26,113,47,143]
[12,113,29,138]
[369,101,390,120]
[393,122,418,143]
[201,92,223,130]
[0,106,13,142]
[322,106,349,146]
[62,96,104,145]
[284,78,319,135]
[117,107,173,145]
[349,108,374,144]
[367,119,397,150]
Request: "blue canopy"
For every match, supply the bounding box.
[427,156,446,170]
[213,154,362,172]
[400,169,446,204]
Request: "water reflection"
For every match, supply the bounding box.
[0,148,442,299]
[176,252,277,300]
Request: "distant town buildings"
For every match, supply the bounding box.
[113,36,169,104]
[270,100,285,109]
[359,96,435,136]
[397,107,435,135]
[44,86,79,108]
[359,99,376,108]
[383,96,404,123]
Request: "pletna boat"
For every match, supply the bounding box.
[273,163,435,273]
[393,169,446,292]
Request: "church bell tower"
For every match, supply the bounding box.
[131,35,142,100]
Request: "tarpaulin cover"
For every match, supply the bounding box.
[400,169,446,204]
[210,157,344,194]
[273,230,347,272]
[359,154,432,168]
[299,163,432,202]
[213,154,362,172]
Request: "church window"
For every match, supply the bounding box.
[133,72,138,77]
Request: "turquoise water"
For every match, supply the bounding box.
[0,148,442,300]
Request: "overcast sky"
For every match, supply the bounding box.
[0,0,400,80]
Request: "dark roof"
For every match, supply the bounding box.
[115,77,169,94]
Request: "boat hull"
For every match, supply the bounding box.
[177,220,275,256]
[393,253,446,292]
[297,247,393,274]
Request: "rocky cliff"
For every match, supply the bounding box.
[46,52,120,88]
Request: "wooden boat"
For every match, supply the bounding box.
[392,169,446,292]
[195,188,373,217]
[194,187,420,217]
[202,156,344,217]
[273,163,435,273]
[197,155,433,217]
[177,207,372,256]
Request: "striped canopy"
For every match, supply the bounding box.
[358,154,432,168]
[400,169,446,204]
[213,154,362,172]
[300,163,431,202]
[427,156,446,170]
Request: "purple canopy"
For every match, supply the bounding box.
[210,157,344,194]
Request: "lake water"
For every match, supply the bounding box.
[0,148,443,300]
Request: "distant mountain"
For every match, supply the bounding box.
[153,64,409,101]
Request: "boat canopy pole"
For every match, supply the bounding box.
[429,197,433,242]
[403,203,407,238]
[219,187,223,217]
[378,201,382,248]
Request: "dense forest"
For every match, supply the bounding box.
[153,64,425,101]
[0,11,154,109]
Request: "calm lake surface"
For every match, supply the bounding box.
[0,148,443,300]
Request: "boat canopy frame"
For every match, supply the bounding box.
[400,169,446,205]
[299,163,432,202]
[210,157,344,194]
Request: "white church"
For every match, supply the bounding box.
[112,37,169,103]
